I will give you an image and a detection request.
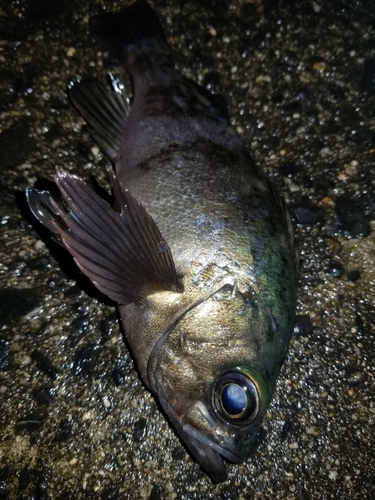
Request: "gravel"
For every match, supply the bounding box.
[0,1,374,498]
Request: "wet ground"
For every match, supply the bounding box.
[1,0,375,499]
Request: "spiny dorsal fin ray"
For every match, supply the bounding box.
[29,168,181,304]
[68,75,130,161]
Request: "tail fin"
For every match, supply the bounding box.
[90,0,169,62]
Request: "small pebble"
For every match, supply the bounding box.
[73,344,101,376]
[347,269,361,282]
[31,350,60,380]
[133,417,148,442]
[16,414,45,432]
[293,316,314,336]
[326,261,345,278]
[112,367,126,386]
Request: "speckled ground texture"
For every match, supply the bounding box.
[1,0,375,498]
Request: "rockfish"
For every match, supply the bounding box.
[27,0,299,482]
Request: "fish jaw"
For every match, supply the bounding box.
[171,398,259,483]
[182,401,246,464]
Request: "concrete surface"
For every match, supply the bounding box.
[0,0,374,498]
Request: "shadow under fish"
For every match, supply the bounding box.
[26,0,300,483]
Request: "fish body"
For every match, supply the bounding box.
[27,1,299,482]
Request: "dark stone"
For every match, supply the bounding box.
[306,111,318,125]
[0,486,9,500]
[289,203,326,224]
[331,196,370,239]
[286,401,299,417]
[296,28,313,46]
[323,119,341,135]
[302,175,314,189]
[46,278,66,293]
[133,417,148,442]
[202,71,222,92]
[37,478,49,496]
[279,161,300,177]
[31,350,60,380]
[250,425,267,453]
[73,344,101,376]
[101,486,120,500]
[35,322,49,337]
[71,302,86,314]
[32,387,55,406]
[296,88,310,102]
[0,121,36,170]
[17,466,36,496]
[272,93,284,105]
[361,58,375,95]
[0,467,11,484]
[112,367,125,386]
[279,101,302,114]
[57,492,74,500]
[76,141,94,162]
[44,123,64,143]
[355,312,366,338]
[293,316,314,337]
[0,338,12,370]
[348,371,363,386]
[99,312,118,344]
[149,484,164,500]
[240,31,267,56]
[16,414,45,432]
[15,70,35,96]
[348,126,375,148]
[347,269,361,282]
[329,85,345,100]
[70,313,90,347]
[171,446,185,460]
[326,260,345,278]
[305,377,316,387]
[63,284,82,298]
[0,288,41,325]
[27,256,51,271]
[53,419,74,443]
[280,420,291,440]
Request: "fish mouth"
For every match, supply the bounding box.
[182,401,245,463]
[180,401,246,482]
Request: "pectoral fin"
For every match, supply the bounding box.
[27,168,181,304]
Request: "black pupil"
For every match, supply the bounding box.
[221,383,247,415]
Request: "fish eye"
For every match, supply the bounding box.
[213,368,268,425]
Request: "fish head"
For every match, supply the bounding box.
[148,280,295,482]
[178,365,271,482]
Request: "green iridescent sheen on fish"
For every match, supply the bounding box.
[26,0,299,482]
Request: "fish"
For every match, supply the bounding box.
[26,0,300,483]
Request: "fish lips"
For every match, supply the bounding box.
[180,401,248,482]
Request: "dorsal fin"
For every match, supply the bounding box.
[68,75,130,161]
